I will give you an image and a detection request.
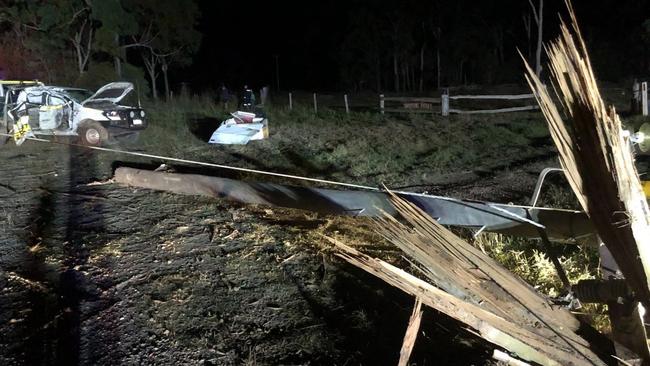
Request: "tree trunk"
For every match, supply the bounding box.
[71,18,93,76]
[523,13,532,62]
[412,61,417,91]
[162,60,170,100]
[458,59,465,86]
[496,28,504,65]
[376,58,382,92]
[114,33,122,78]
[114,56,122,78]
[419,44,425,92]
[436,46,441,89]
[411,60,416,92]
[38,55,53,83]
[528,0,544,77]
[535,0,543,77]
[405,60,413,91]
[393,52,400,92]
[150,69,158,100]
[432,24,442,90]
[143,52,158,100]
[404,62,409,91]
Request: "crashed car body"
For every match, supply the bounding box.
[0,80,42,97]
[0,80,42,115]
[208,111,269,145]
[1,82,146,146]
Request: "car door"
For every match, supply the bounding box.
[25,90,44,129]
[39,94,66,130]
[0,85,5,119]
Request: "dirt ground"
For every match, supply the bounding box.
[0,128,559,365]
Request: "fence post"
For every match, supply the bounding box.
[441,90,449,116]
[288,92,293,110]
[344,94,349,114]
[632,80,640,114]
[260,86,269,105]
[642,82,648,117]
[379,94,385,115]
[313,93,318,114]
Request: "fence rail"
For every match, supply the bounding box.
[382,96,441,103]
[449,105,539,114]
[379,92,538,116]
[449,94,535,100]
[278,91,540,116]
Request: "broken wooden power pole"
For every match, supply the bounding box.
[523,2,650,361]
[113,166,594,242]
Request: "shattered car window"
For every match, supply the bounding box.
[25,92,44,105]
[48,95,66,105]
[62,89,93,103]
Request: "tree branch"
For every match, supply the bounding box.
[527,0,539,24]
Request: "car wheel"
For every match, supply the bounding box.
[78,120,109,146]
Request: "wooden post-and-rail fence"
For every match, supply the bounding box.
[285,92,353,114]
[380,92,539,116]
[283,91,539,116]
[379,95,442,115]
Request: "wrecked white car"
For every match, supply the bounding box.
[208,111,268,145]
[1,82,146,146]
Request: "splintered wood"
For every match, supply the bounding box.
[398,298,423,366]
[325,191,611,365]
[523,3,650,308]
[328,2,650,364]
[522,2,650,360]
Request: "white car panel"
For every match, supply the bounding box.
[83,82,134,104]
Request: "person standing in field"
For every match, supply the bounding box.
[219,83,231,109]
[241,84,255,111]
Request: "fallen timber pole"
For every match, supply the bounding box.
[116,164,632,362]
[113,167,595,242]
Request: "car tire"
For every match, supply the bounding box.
[78,120,109,146]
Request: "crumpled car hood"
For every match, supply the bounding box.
[83,82,134,105]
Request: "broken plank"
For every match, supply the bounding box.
[398,298,423,366]
[326,237,606,366]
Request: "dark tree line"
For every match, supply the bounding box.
[337,0,650,92]
[0,0,201,99]
[1,0,648,94]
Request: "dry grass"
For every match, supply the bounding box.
[472,232,610,332]
[135,94,551,191]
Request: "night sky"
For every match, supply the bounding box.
[188,0,346,92]
[181,0,649,93]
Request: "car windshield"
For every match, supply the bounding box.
[62,88,93,103]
